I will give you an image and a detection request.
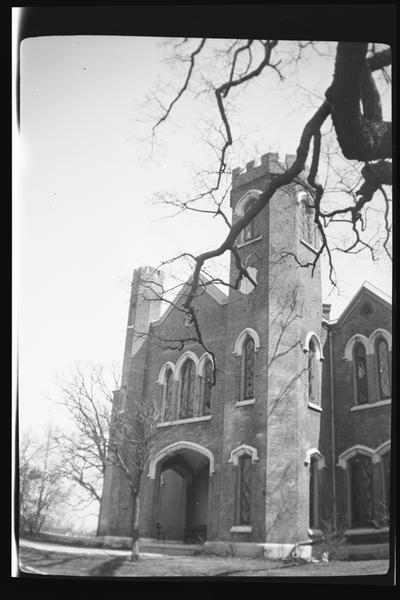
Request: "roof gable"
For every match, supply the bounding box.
[151,274,228,327]
[333,281,391,328]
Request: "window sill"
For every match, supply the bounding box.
[344,527,389,536]
[230,526,252,533]
[235,398,256,407]
[308,402,322,412]
[308,528,323,538]
[157,415,211,428]
[350,399,391,412]
[236,236,262,249]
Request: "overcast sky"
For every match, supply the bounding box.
[14,32,392,432]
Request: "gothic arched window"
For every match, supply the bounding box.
[201,358,213,416]
[241,198,260,244]
[349,453,374,528]
[179,359,196,419]
[354,342,368,404]
[241,336,255,401]
[300,196,315,246]
[309,455,319,530]
[236,454,252,525]
[376,337,391,400]
[308,339,317,404]
[163,367,174,421]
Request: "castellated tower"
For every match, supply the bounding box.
[220,153,324,555]
[98,266,165,536]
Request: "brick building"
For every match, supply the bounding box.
[98,154,391,558]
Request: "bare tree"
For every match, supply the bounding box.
[55,363,162,560]
[19,426,66,536]
[54,365,114,513]
[107,392,162,561]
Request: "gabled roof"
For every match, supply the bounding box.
[327,281,392,328]
[151,273,228,328]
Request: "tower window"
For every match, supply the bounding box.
[300,197,316,246]
[241,336,255,401]
[241,198,260,244]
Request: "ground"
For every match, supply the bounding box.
[17,540,390,579]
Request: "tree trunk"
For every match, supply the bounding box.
[130,471,143,561]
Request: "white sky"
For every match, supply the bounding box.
[14,32,392,432]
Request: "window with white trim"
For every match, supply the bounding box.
[354,341,368,405]
[238,196,261,245]
[304,333,323,407]
[349,453,374,528]
[163,366,174,421]
[241,335,255,401]
[200,358,213,416]
[236,454,252,525]
[309,455,320,530]
[179,359,196,419]
[375,337,391,401]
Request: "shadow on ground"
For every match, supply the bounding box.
[88,556,129,577]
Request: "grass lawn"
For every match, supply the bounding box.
[18,543,390,579]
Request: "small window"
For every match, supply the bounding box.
[179,359,196,419]
[354,342,368,404]
[201,359,213,416]
[376,337,391,400]
[236,454,252,525]
[349,453,374,528]
[241,336,255,401]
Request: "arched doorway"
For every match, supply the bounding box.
[154,446,211,543]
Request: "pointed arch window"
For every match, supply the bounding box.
[200,358,213,416]
[242,336,255,401]
[354,342,368,405]
[179,359,196,419]
[236,454,252,525]
[376,337,391,400]
[163,367,174,421]
[308,339,317,404]
[309,455,319,530]
[241,198,260,244]
[300,195,315,246]
[349,453,374,528]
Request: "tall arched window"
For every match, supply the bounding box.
[349,453,374,527]
[309,455,319,530]
[163,367,174,421]
[300,196,315,246]
[354,342,368,405]
[241,198,260,244]
[236,454,252,525]
[200,358,213,416]
[308,339,317,404]
[376,337,391,400]
[241,336,255,401]
[179,359,196,419]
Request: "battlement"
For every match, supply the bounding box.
[231,152,310,191]
[133,266,165,288]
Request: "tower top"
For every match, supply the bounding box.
[231,152,310,193]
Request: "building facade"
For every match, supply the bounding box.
[98,154,391,557]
